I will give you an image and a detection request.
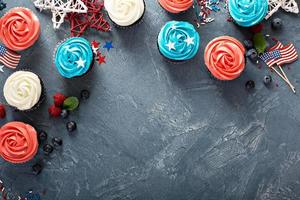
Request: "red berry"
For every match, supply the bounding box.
[53,93,66,107]
[0,104,6,119]
[250,23,264,33]
[48,105,62,117]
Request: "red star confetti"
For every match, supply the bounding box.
[91,40,100,48]
[97,52,106,64]
[66,0,110,37]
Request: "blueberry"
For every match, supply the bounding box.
[271,18,282,30]
[32,163,43,175]
[246,49,258,60]
[66,121,77,132]
[52,137,63,147]
[61,109,69,118]
[243,40,253,49]
[263,75,273,85]
[38,130,47,142]
[80,90,90,100]
[0,3,6,11]
[245,80,255,90]
[43,144,54,155]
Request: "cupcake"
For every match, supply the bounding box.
[0,122,38,164]
[158,21,200,63]
[3,71,44,111]
[104,0,145,28]
[228,0,268,27]
[204,36,246,80]
[158,0,193,13]
[0,7,40,51]
[54,37,93,78]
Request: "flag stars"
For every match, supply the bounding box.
[166,41,176,51]
[184,36,194,46]
[76,57,86,68]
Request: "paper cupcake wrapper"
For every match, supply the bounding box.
[53,37,95,79]
[3,69,46,112]
[106,0,146,29]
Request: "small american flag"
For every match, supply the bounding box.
[262,41,299,67]
[0,44,21,69]
[260,49,281,65]
[276,43,298,66]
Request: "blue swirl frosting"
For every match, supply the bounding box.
[158,21,200,61]
[54,37,93,78]
[229,0,268,27]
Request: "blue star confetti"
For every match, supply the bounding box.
[103,41,113,51]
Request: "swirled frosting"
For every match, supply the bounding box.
[0,7,40,51]
[0,122,38,164]
[54,37,93,78]
[104,0,145,26]
[228,0,268,27]
[204,36,245,80]
[158,21,200,61]
[3,71,42,110]
[158,0,193,13]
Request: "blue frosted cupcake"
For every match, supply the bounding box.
[228,0,268,27]
[54,37,93,78]
[158,21,200,63]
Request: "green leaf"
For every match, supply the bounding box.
[63,97,79,111]
[253,32,267,54]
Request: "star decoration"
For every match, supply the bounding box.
[0,65,4,73]
[171,24,177,30]
[166,41,176,51]
[266,0,299,19]
[91,40,100,54]
[91,40,100,48]
[103,41,114,51]
[76,57,86,68]
[66,0,110,36]
[184,36,195,46]
[33,0,88,29]
[97,52,106,64]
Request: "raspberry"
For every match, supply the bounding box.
[48,105,62,117]
[0,104,6,119]
[250,23,264,33]
[53,93,66,107]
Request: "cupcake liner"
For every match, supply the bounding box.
[53,37,94,79]
[106,0,146,29]
[5,69,46,112]
[0,7,41,51]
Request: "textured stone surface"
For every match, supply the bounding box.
[1,1,300,200]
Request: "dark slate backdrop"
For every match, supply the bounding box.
[1,0,300,199]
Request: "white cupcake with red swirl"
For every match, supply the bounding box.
[204,36,246,80]
[0,7,40,51]
[0,122,38,164]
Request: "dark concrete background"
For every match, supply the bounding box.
[1,1,300,199]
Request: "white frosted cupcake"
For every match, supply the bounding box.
[3,71,45,111]
[104,0,145,28]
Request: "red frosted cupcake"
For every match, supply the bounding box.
[0,7,40,51]
[204,36,246,81]
[0,122,38,164]
[158,0,193,13]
